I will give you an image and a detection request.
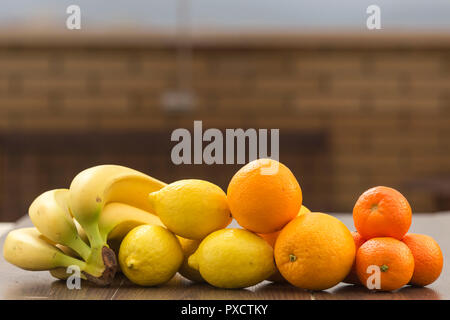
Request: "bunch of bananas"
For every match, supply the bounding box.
[3,165,166,285]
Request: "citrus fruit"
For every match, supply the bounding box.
[259,230,286,283]
[353,186,412,240]
[227,158,302,233]
[342,231,366,285]
[188,228,276,289]
[119,225,183,286]
[177,236,204,282]
[402,233,443,286]
[274,212,355,291]
[148,179,232,239]
[259,205,310,282]
[356,237,414,291]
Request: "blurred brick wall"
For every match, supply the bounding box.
[0,33,449,219]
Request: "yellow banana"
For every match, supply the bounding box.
[59,202,164,258]
[29,189,91,261]
[100,202,164,258]
[50,267,87,281]
[55,243,81,259]
[49,244,87,280]
[68,165,166,283]
[99,202,163,242]
[3,228,86,271]
[74,218,89,245]
[69,165,165,227]
[4,165,167,286]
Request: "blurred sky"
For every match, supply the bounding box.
[1,0,450,32]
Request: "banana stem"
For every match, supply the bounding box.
[61,255,87,271]
[69,238,92,262]
[82,223,109,277]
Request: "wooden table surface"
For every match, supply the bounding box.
[0,213,448,300]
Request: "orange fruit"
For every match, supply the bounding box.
[274,212,355,291]
[353,186,412,240]
[402,233,443,286]
[259,230,279,249]
[356,237,414,291]
[259,205,310,282]
[227,158,302,233]
[342,231,366,285]
[259,205,311,246]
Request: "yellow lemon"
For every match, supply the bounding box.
[177,236,204,282]
[148,179,232,239]
[188,228,276,289]
[119,225,183,286]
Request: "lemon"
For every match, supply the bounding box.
[148,179,232,239]
[188,228,276,289]
[299,205,311,216]
[119,225,183,286]
[177,236,204,282]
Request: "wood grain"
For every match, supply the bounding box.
[0,213,448,300]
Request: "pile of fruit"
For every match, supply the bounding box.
[2,159,443,291]
[345,186,444,291]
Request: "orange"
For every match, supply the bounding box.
[227,158,302,233]
[259,205,310,282]
[260,228,286,283]
[402,233,443,286]
[356,237,414,291]
[353,186,412,240]
[274,212,355,291]
[259,205,311,247]
[342,231,366,285]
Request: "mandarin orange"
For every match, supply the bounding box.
[342,231,366,285]
[402,233,443,286]
[356,237,414,291]
[353,186,412,240]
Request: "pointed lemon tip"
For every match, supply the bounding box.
[147,192,158,211]
[188,252,199,271]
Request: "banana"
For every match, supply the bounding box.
[100,202,164,258]
[69,165,165,227]
[55,243,81,259]
[74,218,89,245]
[68,165,166,284]
[49,244,87,280]
[29,189,91,261]
[4,165,167,286]
[50,267,87,281]
[59,202,164,258]
[99,202,163,242]
[3,228,86,271]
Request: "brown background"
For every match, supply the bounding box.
[1,33,450,221]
